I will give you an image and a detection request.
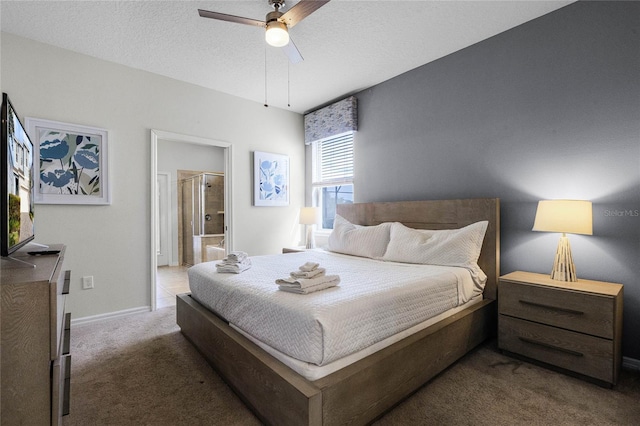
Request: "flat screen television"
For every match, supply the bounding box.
[1,93,35,256]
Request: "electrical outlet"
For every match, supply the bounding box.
[82,276,94,290]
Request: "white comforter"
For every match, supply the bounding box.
[188,250,478,366]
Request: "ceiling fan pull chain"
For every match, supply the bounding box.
[264,44,269,108]
[287,61,291,108]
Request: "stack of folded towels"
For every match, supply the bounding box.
[276,261,340,294]
[216,251,251,274]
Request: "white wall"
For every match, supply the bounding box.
[1,33,305,319]
[157,139,225,175]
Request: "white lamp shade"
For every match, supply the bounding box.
[299,207,320,225]
[532,200,593,235]
[265,21,289,47]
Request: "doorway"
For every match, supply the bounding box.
[150,130,233,311]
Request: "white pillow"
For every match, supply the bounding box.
[382,221,488,283]
[327,214,391,259]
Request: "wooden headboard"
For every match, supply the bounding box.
[337,198,500,300]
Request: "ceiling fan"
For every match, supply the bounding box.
[198,0,330,64]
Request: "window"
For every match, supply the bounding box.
[311,132,354,229]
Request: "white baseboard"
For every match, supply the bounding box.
[71,306,151,327]
[623,356,640,371]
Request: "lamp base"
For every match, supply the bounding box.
[305,225,315,249]
[550,234,577,282]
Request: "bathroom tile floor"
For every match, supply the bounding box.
[156,265,190,309]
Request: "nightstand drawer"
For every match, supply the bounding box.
[499,281,614,339]
[499,316,614,383]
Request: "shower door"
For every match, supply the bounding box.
[180,172,225,266]
[181,177,196,266]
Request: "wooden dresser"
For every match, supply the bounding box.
[1,244,71,425]
[498,271,623,387]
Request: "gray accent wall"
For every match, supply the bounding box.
[352,2,640,359]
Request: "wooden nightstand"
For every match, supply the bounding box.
[498,271,623,386]
[282,247,306,254]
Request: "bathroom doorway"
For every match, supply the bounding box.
[150,130,232,311]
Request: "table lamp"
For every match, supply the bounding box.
[532,199,593,282]
[300,207,320,249]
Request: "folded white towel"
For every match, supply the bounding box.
[298,261,319,272]
[219,257,251,266]
[276,274,340,290]
[220,259,247,266]
[216,263,251,274]
[225,251,248,263]
[216,257,252,273]
[278,275,340,294]
[290,267,325,279]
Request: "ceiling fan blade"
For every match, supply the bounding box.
[198,9,265,28]
[281,37,304,64]
[281,0,330,29]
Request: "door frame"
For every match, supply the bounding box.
[150,129,233,311]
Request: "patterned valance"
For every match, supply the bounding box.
[304,96,357,145]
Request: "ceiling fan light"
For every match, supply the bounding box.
[265,21,289,47]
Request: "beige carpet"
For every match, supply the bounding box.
[65,306,640,425]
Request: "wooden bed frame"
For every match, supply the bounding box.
[177,198,500,425]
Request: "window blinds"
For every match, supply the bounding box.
[312,133,353,186]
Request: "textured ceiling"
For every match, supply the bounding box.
[1,1,574,113]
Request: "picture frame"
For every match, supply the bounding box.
[253,151,289,206]
[25,117,110,205]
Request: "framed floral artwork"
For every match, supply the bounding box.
[25,117,110,205]
[253,151,289,206]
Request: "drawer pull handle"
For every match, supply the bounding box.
[518,337,584,357]
[519,299,584,315]
[63,313,71,355]
[62,270,71,295]
[63,356,71,416]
